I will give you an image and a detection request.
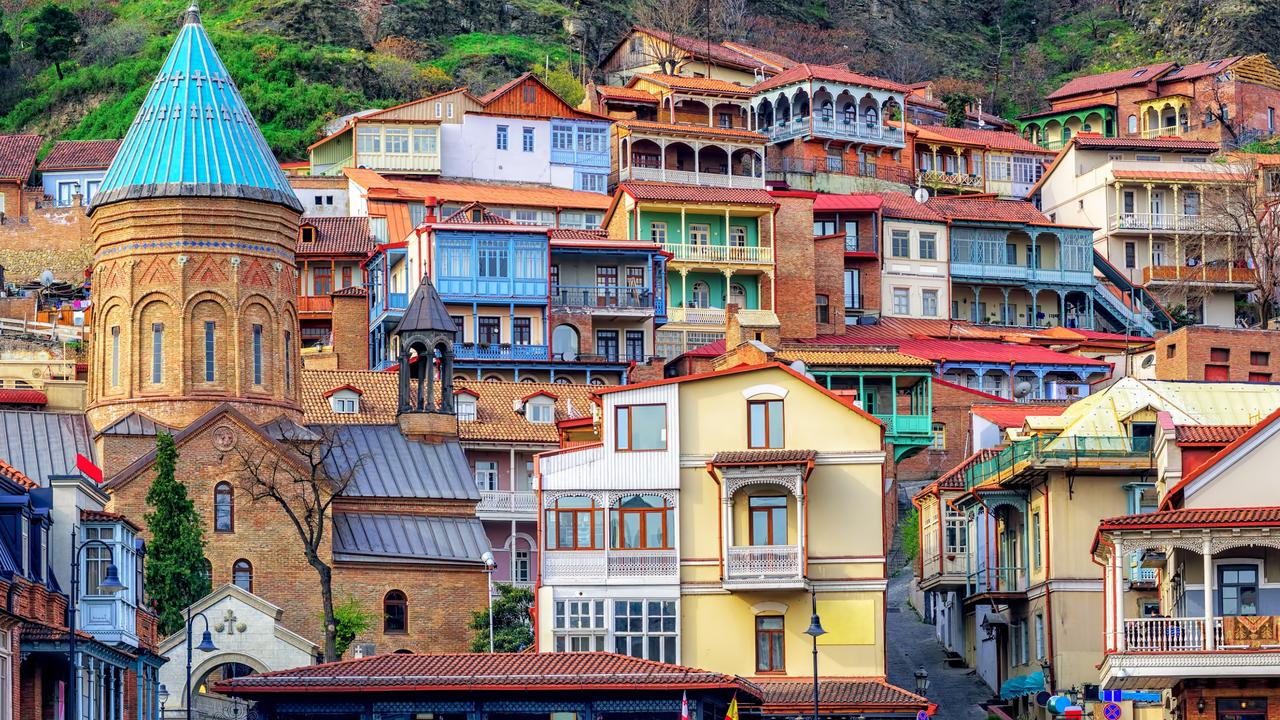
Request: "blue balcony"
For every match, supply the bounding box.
[950,262,1094,286]
[551,285,654,312]
[438,277,548,301]
[455,343,549,361]
[551,148,611,168]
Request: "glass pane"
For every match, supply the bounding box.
[623,513,641,548]
[771,507,789,544]
[767,401,784,447]
[759,616,784,630]
[770,634,784,668]
[756,632,770,671]
[628,405,666,449]
[576,513,591,548]
[558,513,574,548]
[750,510,769,545]
[615,407,630,449]
[749,402,766,447]
[664,636,676,662]
[644,513,664,548]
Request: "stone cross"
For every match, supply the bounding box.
[221,609,238,635]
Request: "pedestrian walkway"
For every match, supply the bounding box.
[885,492,994,719]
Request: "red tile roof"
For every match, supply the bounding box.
[720,41,798,71]
[37,139,121,171]
[1017,97,1118,120]
[813,193,882,212]
[756,678,927,710]
[0,389,48,406]
[911,125,1053,154]
[712,449,816,465]
[331,286,368,297]
[81,508,141,531]
[214,652,761,695]
[595,85,660,103]
[924,196,1060,226]
[1162,405,1280,510]
[0,135,41,182]
[1159,56,1244,83]
[631,27,765,71]
[928,448,1002,492]
[1071,135,1219,152]
[682,339,726,358]
[971,403,1069,429]
[618,181,777,205]
[753,63,909,94]
[1045,62,1176,100]
[298,217,375,256]
[891,338,1109,366]
[1111,169,1253,183]
[1100,506,1280,531]
[1174,425,1251,444]
[620,119,766,142]
[0,457,38,489]
[878,191,946,222]
[344,169,612,210]
[631,73,754,96]
[443,202,516,225]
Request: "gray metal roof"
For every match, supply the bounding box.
[0,411,94,485]
[317,424,477,500]
[97,412,173,437]
[394,279,457,336]
[260,416,321,443]
[332,512,488,564]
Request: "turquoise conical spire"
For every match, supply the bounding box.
[90,2,302,213]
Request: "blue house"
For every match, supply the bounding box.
[368,241,411,371]
[37,140,122,207]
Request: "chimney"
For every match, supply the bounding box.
[724,303,742,350]
[423,196,438,224]
[330,288,370,370]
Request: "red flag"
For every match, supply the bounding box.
[76,453,103,484]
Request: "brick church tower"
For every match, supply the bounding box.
[85,3,305,433]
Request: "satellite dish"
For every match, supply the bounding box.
[39,269,54,287]
[789,359,807,376]
[1141,354,1155,369]
[913,187,930,204]
[1014,380,1034,399]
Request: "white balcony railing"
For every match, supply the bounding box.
[1110,213,1239,233]
[1121,617,1209,652]
[607,549,679,579]
[543,550,607,582]
[357,151,441,173]
[478,490,537,516]
[541,549,679,583]
[663,243,774,265]
[1140,124,1189,139]
[620,165,764,189]
[665,307,727,325]
[725,544,801,581]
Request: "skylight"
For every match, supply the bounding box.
[1132,69,1148,78]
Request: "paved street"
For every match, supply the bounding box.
[885,492,994,719]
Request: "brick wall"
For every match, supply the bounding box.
[0,194,94,284]
[1178,683,1280,720]
[813,234,846,336]
[0,296,35,321]
[549,310,597,354]
[1154,326,1280,382]
[771,192,818,340]
[331,293,369,371]
[847,256,881,313]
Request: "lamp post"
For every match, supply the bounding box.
[185,608,219,720]
[803,586,826,720]
[481,551,496,652]
[914,667,931,697]
[67,525,127,720]
[158,683,169,720]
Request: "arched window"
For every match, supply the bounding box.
[545,496,603,550]
[730,283,747,309]
[820,101,833,122]
[841,103,855,125]
[384,590,408,634]
[863,107,878,127]
[552,324,580,361]
[200,558,213,587]
[232,559,253,592]
[214,482,234,532]
[689,282,710,308]
[1127,114,1138,134]
[611,495,674,549]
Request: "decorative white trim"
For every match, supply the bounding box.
[810,579,888,591]
[680,451,885,468]
[741,383,789,400]
[751,601,789,615]
[680,584,732,595]
[808,557,884,565]
[680,559,718,566]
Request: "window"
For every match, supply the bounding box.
[369,217,388,243]
[1125,241,1136,269]
[478,239,509,277]
[611,495,673,549]
[284,330,293,391]
[475,460,498,490]
[626,330,645,361]
[83,525,115,595]
[919,232,937,259]
[614,600,677,662]
[729,226,747,247]
[110,326,120,387]
[357,126,381,154]
[578,172,607,193]
[844,269,861,310]
[457,394,477,421]
[377,589,409,634]
[523,85,537,103]
[891,230,910,257]
[151,323,164,384]
[552,124,573,151]
[749,496,788,545]
[554,599,606,651]
[748,399,784,449]
[1034,614,1046,660]
[650,222,667,244]
[496,125,509,151]
[922,290,939,317]
[1249,372,1272,383]
[522,127,535,153]
[214,482,234,532]
[814,219,836,236]
[513,317,532,345]
[1270,107,1276,133]
[688,224,710,246]
[1183,191,1200,216]
[943,509,966,554]
[446,103,454,118]
[1135,154,1162,162]
[1252,351,1270,366]
[1032,511,1042,569]
[478,317,501,345]
[0,628,10,720]
[232,559,253,592]
[815,295,830,324]
[1123,190,1136,214]
[252,324,264,385]
[1127,114,1137,133]
[412,128,437,155]
[330,392,359,414]
[1210,347,1230,362]
[893,288,910,315]
[545,497,604,550]
[434,102,442,118]
[756,616,785,672]
[527,400,555,424]
[513,550,531,582]
[616,404,666,450]
[312,264,333,296]
[1219,564,1259,616]
[931,422,945,450]
[384,127,409,154]
[718,111,732,128]
[1167,343,1177,359]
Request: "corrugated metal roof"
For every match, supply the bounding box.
[0,411,94,485]
[91,5,302,213]
[333,512,488,564]
[260,416,321,443]
[96,412,173,437]
[319,424,476,500]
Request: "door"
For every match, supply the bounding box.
[625,330,645,361]
[729,283,747,309]
[1152,241,1166,267]
[597,265,619,306]
[596,330,619,362]
[1219,565,1259,616]
[1150,191,1165,227]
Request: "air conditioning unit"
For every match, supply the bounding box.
[352,642,377,659]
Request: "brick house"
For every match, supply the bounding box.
[0,134,40,221]
[1154,325,1280,382]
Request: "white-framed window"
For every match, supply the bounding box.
[650,222,667,244]
[357,126,381,154]
[892,287,910,315]
[1034,613,1046,660]
[930,421,945,450]
[892,230,910,257]
[943,508,966,554]
[578,172,607,193]
[384,127,409,154]
[457,395,477,421]
[475,460,498,490]
[434,102,442,118]
[412,127,438,155]
[0,627,10,720]
[83,525,116,596]
[554,599,606,651]
[513,549,531,582]
[729,226,747,247]
[329,389,361,414]
[922,289,939,317]
[688,224,710,246]
[613,600,678,663]
[527,399,555,424]
[919,232,937,260]
[446,102,454,119]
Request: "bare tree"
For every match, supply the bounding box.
[233,426,365,661]
[1203,79,1242,147]
[709,0,750,42]
[631,0,703,74]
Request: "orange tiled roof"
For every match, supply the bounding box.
[911,125,1054,155]
[344,168,611,210]
[1017,96,1118,120]
[1174,424,1252,444]
[925,196,1064,226]
[1158,56,1245,83]
[618,180,777,205]
[38,139,122,171]
[753,63,909,95]
[878,191,946,222]
[926,448,1002,492]
[1046,62,1176,100]
[596,85,660,103]
[756,678,927,710]
[630,27,763,71]
[631,73,754,96]
[0,457,37,489]
[1071,135,1219,152]
[712,449,816,465]
[720,41,797,71]
[971,403,1069,429]
[81,508,141,531]
[619,119,765,142]
[1100,506,1280,530]
[773,348,933,367]
[298,216,375,255]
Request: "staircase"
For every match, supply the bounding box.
[1092,251,1174,336]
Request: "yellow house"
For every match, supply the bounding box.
[534,362,927,718]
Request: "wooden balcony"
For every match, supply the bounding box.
[665,307,726,326]
[724,544,805,590]
[919,550,969,592]
[618,165,764,188]
[917,170,984,191]
[298,295,333,314]
[663,242,773,265]
[1143,263,1256,286]
[1102,616,1280,689]
[357,150,441,174]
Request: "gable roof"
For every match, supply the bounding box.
[442,201,517,225]
[0,410,95,485]
[617,180,777,205]
[971,403,1069,429]
[477,72,604,121]
[1045,62,1176,100]
[720,41,797,71]
[90,5,302,214]
[1162,405,1280,509]
[343,168,612,211]
[96,412,174,437]
[1159,56,1245,83]
[298,216,375,256]
[320,424,476,500]
[1174,424,1251,444]
[878,191,945,222]
[38,139,122,172]
[625,27,765,72]
[910,125,1054,155]
[752,63,908,94]
[1070,134,1219,153]
[0,134,41,182]
[925,196,1069,226]
[630,73,754,96]
[595,84,662,103]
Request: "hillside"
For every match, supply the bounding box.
[0,0,1276,161]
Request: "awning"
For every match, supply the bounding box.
[998,671,1045,700]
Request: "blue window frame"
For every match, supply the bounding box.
[522,127,535,153]
[496,125,509,151]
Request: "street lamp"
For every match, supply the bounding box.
[481,551,496,653]
[67,525,127,720]
[185,608,219,720]
[803,586,826,720]
[158,683,169,719]
[914,667,931,697]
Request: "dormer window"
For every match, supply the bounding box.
[456,392,478,421]
[527,399,555,423]
[327,386,363,414]
[300,226,316,244]
[471,208,484,222]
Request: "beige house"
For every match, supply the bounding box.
[879,192,950,319]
